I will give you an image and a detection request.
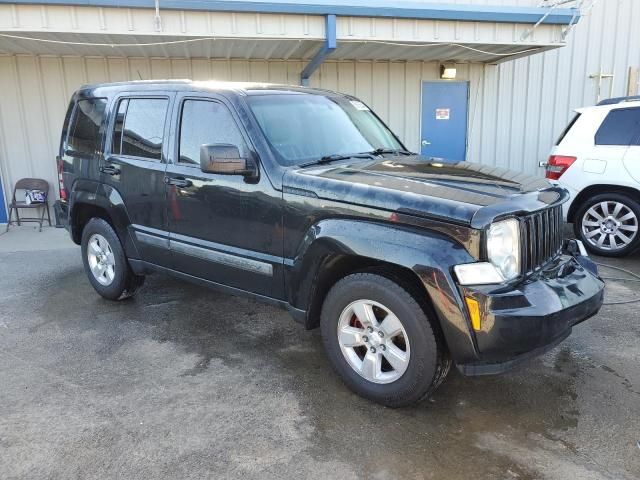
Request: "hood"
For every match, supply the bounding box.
[283,156,567,227]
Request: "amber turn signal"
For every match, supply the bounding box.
[465,296,481,331]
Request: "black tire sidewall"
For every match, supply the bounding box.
[321,273,439,407]
[574,193,640,257]
[81,218,132,300]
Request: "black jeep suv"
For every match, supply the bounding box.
[55,80,604,407]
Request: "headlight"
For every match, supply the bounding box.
[453,218,522,286]
[486,218,521,281]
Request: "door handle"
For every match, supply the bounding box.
[100,165,121,176]
[421,140,431,146]
[164,176,192,188]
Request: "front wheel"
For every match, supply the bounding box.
[81,218,145,300]
[574,193,640,257]
[320,273,449,407]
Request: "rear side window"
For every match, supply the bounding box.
[111,98,168,161]
[555,113,580,145]
[179,100,247,165]
[66,98,107,156]
[595,107,640,146]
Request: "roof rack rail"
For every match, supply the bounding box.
[597,95,640,106]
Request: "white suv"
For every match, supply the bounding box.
[544,96,640,256]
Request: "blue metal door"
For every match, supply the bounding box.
[420,81,468,161]
[0,175,7,224]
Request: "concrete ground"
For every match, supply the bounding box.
[0,225,639,480]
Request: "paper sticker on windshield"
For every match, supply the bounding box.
[350,100,370,111]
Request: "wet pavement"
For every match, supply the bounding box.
[0,229,639,479]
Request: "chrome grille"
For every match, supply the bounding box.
[522,205,564,272]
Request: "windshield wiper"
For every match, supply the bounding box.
[297,148,413,168]
[364,148,415,156]
[298,153,374,168]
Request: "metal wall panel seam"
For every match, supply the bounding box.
[507,59,515,166]
[10,4,18,27]
[0,64,15,213]
[10,57,33,178]
[565,17,577,128]
[549,49,560,155]
[493,61,501,168]
[519,55,530,173]
[35,55,56,192]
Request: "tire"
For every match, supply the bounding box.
[81,218,145,300]
[574,193,640,257]
[320,273,448,408]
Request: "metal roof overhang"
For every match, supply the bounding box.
[0,1,579,80]
[0,32,327,60]
[0,30,568,63]
[0,0,580,25]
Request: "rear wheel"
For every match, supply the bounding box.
[320,273,449,407]
[81,218,145,300]
[574,193,640,257]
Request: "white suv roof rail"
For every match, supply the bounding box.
[597,95,640,106]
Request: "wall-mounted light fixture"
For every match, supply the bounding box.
[440,64,457,80]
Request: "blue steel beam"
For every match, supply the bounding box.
[301,14,336,87]
[0,1,580,26]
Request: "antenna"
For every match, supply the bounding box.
[523,0,585,41]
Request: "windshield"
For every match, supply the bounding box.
[247,93,403,166]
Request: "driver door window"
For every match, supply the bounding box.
[178,100,248,165]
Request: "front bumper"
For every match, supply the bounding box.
[456,240,604,375]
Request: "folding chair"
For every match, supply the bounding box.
[5,178,52,232]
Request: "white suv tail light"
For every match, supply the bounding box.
[545,155,577,180]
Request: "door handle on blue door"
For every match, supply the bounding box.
[164,176,192,188]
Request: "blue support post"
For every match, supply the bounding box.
[301,14,336,86]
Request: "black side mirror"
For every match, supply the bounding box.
[200,144,256,177]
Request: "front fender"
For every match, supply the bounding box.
[287,219,480,364]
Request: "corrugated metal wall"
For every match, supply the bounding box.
[484,0,640,175]
[1,0,639,214]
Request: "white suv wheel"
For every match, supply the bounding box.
[581,201,638,251]
[575,193,640,256]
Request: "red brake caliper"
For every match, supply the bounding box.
[349,314,363,329]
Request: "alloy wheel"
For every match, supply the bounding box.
[87,233,116,286]
[337,299,410,384]
[581,201,638,251]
